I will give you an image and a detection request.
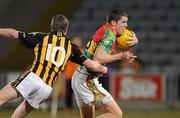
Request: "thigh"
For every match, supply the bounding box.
[11,71,52,109]
[10,71,35,98]
[28,82,52,109]
[101,98,122,115]
[72,70,113,107]
[26,73,53,109]
[0,84,19,104]
[12,100,34,118]
[72,70,93,106]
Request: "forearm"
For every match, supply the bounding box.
[83,59,107,74]
[94,48,123,63]
[91,61,107,74]
[96,53,123,63]
[0,28,19,39]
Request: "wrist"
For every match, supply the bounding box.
[117,52,124,59]
[103,66,108,74]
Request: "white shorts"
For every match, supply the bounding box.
[71,68,113,107]
[10,71,53,109]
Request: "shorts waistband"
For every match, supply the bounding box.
[77,68,90,75]
[77,68,97,80]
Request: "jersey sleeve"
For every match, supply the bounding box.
[69,44,87,65]
[18,32,44,49]
[97,29,116,53]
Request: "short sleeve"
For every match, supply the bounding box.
[18,32,44,49]
[97,29,116,53]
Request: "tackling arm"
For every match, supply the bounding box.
[83,59,108,74]
[0,28,19,39]
[70,44,107,74]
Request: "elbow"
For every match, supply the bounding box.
[93,54,103,64]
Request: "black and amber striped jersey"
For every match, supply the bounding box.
[18,31,87,87]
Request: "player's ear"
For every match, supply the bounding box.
[111,20,116,26]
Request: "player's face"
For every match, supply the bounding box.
[114,16,128,36]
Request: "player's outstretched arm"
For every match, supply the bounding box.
[83,59,108,74]
[0,28,19,39]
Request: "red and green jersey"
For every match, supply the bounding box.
[81,23,117,72]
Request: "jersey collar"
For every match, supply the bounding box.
[104,23,117,35]
[52,31,65,37]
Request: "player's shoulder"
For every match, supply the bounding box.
[64,36,73,45]
[26,32,49,37]
[96,24,106,34]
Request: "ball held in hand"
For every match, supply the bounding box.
[116,29,134,49]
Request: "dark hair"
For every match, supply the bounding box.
[51,14,69,32]
[106,8,128,23]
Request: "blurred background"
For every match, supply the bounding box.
[0,0,180,117]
